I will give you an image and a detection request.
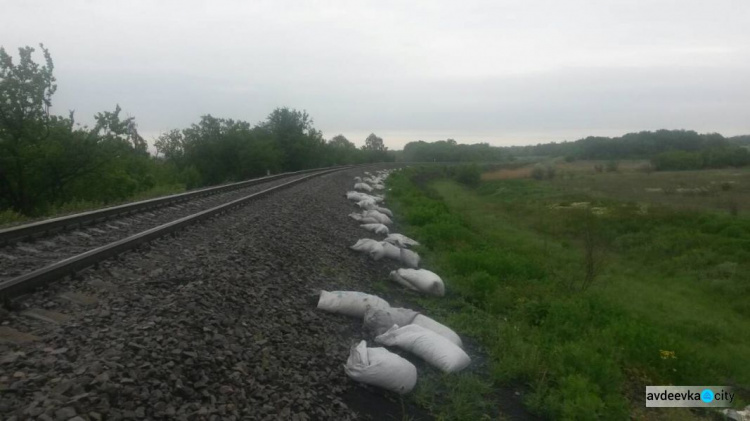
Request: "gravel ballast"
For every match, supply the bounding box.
[0,172,324,284]
[0,166,437,420]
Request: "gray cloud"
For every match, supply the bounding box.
[2,0,749,148]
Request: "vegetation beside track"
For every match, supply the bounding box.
[0,45,394,221]
[387,165,749,420]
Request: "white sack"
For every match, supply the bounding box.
[317,290,390,318]
[351,239,386,260]
[384,234,420,248]
[346,191,370,202]
[369,242,386,260]
[364,210,392,225]
[361,223,389,235]
[363,307,419,336]
[354,176,362,183]
[389,270,420,292]
[364,307,463,347]
[372,183,386,190]
[349,213,380,224]
[374,206,393,217]
[354,183,373,192]
[367,194,385,204]
[347,191,383,202]
[390,269,444,296]
[351,238,378,251]
[375,324,470,373]
[412,314,462,347]
[344,341,417,394]
[357,199,378,209]
[399,248,420,268]
[377,241,400,260]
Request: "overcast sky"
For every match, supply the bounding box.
[2,0,749,149]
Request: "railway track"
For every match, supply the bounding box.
[0,166,349,301]
[0,165,421,420]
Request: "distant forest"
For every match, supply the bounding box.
[403,130,750,171]
[401,139,508,162]
[505,130,750,170]
[0,45,393,217]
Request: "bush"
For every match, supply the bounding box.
[651,150,702,171]
[0,209,28,227]
[605,160,619,172]
[531,164,556,180]
[531,164,546,180]
[546,165,557,179]
[453,164,482,186]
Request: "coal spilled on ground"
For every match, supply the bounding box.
[0,166,535,420]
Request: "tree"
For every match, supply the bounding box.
[0,45,170,214]
[0,44,59,213]
[0,44,56,141]
[362,133,386,152]
[402,139,508,162]
[327,134,360,165]
[92,105,148,154]
[154,129,186,164]
[329,134,354,149]
[261,107,322,170]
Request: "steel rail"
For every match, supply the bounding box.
[0,165,348,245]
[0,166,346,301]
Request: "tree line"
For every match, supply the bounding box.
[503,129,750,170]
[401,139,510,162]
[396,129,750,171]
[0,45,393,218]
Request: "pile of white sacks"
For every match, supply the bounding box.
[316,169,469,395]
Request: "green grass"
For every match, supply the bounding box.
[387,166,750,420]
[0,209,29,226]
[0,183,186,229]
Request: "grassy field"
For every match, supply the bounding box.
[483,159,750,215]
[387,164,750,420]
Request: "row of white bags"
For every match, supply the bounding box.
[318,290,469,393]
[346,191,384,203]
[350,239,421,268]
[352,170,389,194]
[352,232,419,248]
[351,239,443,296]
[316,291,460,346]
[355,172,388,188]
[332,170,469,394]
[350,209,393,225]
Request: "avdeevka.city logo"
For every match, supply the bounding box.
[645,386,734,408]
